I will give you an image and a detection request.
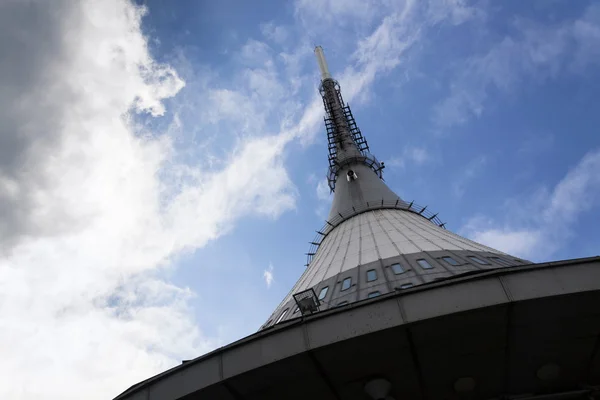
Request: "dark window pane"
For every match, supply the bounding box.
[391,263,404,274]
[366,269,377,282]
[367,291,380,298]
[400,283,413,289]
[276,309,289,324]
[318,286,329,300]
[293,306,300,314]
[468,256,490,265]
[417,259,434,269]
[341,277,352,291]
[442,256,459,266]
[491,257,512,267]
[337,301,348,306]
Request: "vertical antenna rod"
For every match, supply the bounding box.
[314,46,361,163]
[315,46,332,81]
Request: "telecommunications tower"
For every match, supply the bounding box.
[115,47,600,400]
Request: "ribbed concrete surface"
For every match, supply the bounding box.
[267,209,510,325]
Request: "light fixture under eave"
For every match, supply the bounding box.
[364,378,392,400]
[293,288,320,315]
[537,363,560,381]
[454,377,476,393]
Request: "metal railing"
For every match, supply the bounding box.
[326,152,384,191]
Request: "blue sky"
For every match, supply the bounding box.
[1,0,600,399]
[138,0,600,344]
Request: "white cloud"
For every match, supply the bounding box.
[426,0,486,26]
[461,149,600,260]
[435,3,600,128]
[263,263,275,288]
[260,22,289,45]
[316,178,331,201]
[0,1,296,399]
[452,155,487,198]
[387,146,432,169]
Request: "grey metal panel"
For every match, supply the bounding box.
[226,352,330,399]
[501,261,600,301]
[357,282,389,300]
[313,327,419,398]
[306,297,404,349]
[330,290,357,307]
[401,278,510,323]
[121,388,148,400]
[328,163,400,221]
[222,325,307,379]
[148,355,221,400]
[418,271,454,284]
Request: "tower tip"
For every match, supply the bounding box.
[314,46,332,81]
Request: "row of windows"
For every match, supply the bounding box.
[266,255,516,328]
[325,256,513,300]
[267,279,421,327]
[319,256,510,303]
[392,255,513,273]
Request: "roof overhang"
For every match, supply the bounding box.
[114,256,600,400]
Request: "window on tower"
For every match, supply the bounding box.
[442,256,459,266]
[341,277,352,291]
[367,291,381,298]
[318,286,329,300]
[399,283,414,289]
[490,256,512,267]
[417,259,434,269]
[366,269,377,282]
[276,309,289,324]
[390,263,404,274]
[468,256,490,265]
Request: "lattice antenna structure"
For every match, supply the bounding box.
[315,46,385,191]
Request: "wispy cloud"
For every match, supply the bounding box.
[260,22,289,45]
[452,155,487,198]
[387,146,432,169]
[0,2,217,399]
[461,149,600,260]
[0,1,298,399]
[434,3,600,128]
[314,178,332,219]
[316,178,331,201]
[263,263,275,288]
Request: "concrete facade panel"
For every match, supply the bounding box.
[502,262,600,301]
[306,297,404,349]
[378,243,399,259]
[396,241,421,253]
[122,389,148,400]
[149,355,221,400]
[401,278,509,323]
[222,326,307,379]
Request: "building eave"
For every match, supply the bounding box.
[114,255,600,400]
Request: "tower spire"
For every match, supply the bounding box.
[314,46,396,221]
[262,47,526,330]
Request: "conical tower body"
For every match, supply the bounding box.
[262,47,528,328]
